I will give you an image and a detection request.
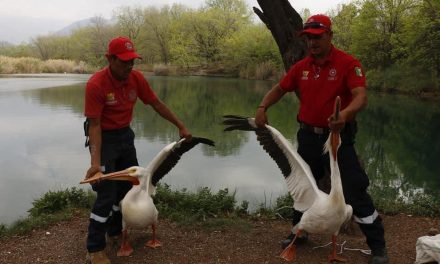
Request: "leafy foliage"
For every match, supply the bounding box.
[2,176,439,238]
[331,0,439,93]
[1,0,438,90]
[28,187,94,217]
[154,184,236,222]
[371,188,440,217]
[274,193,294,219]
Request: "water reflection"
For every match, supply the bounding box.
[0,75,439,225]
[357,94,440,202]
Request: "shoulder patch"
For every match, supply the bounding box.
[355,67,363,77]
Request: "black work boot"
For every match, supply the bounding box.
[280,232,309,249]
[369,248,389,264]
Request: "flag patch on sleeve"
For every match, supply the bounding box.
[355,67,363,77]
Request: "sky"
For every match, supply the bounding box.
[0,0,351,44]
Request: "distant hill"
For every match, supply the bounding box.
[0,15,70,44]
[55,18,94,36]
[0,16,115,45]
[0,41,13,48]
[55,17,116,36]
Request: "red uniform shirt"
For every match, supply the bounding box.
[84,67,158,130]
[279,46,366,127]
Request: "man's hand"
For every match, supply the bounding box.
[255,107,268,128]
[328,111,347,131]
[179,126,192,141]
[328,96,345,131]
[85,165,101,180]
[328,87,367,131]
[254,84,286,128]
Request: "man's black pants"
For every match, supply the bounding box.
[86,127,138,253]
[290,127,386,252]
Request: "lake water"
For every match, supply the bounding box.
[1,74,439,225]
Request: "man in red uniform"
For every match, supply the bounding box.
[84,36,191,264]
[255,14,389,264]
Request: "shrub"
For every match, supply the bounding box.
[28,187,94,217]
[238,64,255,79]
[41,59,76,73]
[154,184,237,222]
[255,61,276,80]
[236,200,249,216]
[153,64,170,76]
[0,55,95,74]
[274,193,294,219]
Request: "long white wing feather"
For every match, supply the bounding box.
[223,115,320,212]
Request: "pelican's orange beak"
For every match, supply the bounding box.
[80,168,140,185]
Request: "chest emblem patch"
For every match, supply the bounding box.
[105,92,117,105]
[128,89,137,101]
[301,71,309,80]
[328,68,337,81]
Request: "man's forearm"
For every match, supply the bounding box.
[88,122,102,167]
[258,84,287,110]
[151,99,184,129]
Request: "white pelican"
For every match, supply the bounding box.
[81,137,215,256]
[222,98,352,262]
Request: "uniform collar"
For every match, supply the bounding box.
[306,45,335,66]
[105,67,128,88]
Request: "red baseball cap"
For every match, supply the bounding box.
[107,36,141,61]
[301,14,332,35]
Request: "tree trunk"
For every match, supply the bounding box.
[253,0,307,71]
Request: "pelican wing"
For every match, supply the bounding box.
[149,137,215,186]
[223,115,320,212]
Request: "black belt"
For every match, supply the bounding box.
[299,122,330,135]
[102,126,131,135]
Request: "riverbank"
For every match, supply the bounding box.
[2,68,439,100]
[0,211,439,263]
[1,187,439,263]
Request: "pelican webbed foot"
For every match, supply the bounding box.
[146,239,162,249]
[280,230,302,261]
[146,224,162,249]
[327,235,346,262]
[117,229,134,257]
[280,242,296,261]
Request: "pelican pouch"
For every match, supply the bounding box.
[84,118,90,147]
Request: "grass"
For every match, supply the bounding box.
[0,55,285,81]
[28,187,95,217]
[1,184,439,238]
[0,187,94,238]
[371,189,440,217]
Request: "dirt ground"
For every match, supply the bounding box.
[0,213,439,264]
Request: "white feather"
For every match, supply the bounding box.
[248,118,353,236]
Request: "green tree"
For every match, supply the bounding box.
[115,5,145,42]
[300,8,311,21]
[140,5,184,64]
[350,0,416,69]
[402,0,440,78]
[0,42,35,57]
[32,35,55,60]
[170,0,250,66]
[221,23,282,76]
[330,3,359,51]
[68,16,117,66]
